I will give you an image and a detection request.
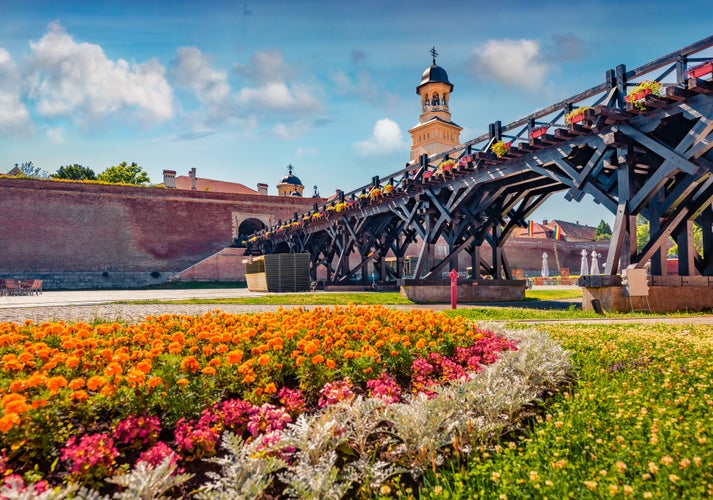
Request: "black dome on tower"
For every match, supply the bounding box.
[418,64,453,91]
[280,172,302,185]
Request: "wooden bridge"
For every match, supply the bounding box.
[245,36,713,305]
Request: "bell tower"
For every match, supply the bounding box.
[408,48,462,162]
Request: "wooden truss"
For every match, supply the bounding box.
[247,37,713,284]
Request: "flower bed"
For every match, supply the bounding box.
[0,307,572,496]
[422,321,713,498]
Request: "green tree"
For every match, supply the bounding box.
[594,219,612,241]
[636,214,650,253]
[667,222,703,257]
[52,164,97,180]
[98,162,150,185]
[15,161,48,178]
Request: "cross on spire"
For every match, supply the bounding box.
[287,163,293,174]
[430,46,438,65]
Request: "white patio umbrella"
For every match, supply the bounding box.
[580,249,589,276]
[590,250,600,275]
[541,252,549,278]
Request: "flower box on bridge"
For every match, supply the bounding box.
[688,61,713,79]
[625,88,651,103]
[529,126,549,140]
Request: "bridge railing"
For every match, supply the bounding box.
[255,36,713,240]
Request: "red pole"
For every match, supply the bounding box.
[449,268,459,309]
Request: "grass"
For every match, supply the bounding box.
[419,321,713,498]
[119,291,413,306]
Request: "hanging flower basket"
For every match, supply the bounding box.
[369,187,382,200]
[383,183,394,195]
[422,170,434,179]
[688,61,713,79]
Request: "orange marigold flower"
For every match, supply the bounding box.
[325,359,336,369]
[65,356,80,369]
[176,378,189,388]
[180,356,201,373]
[87,376,107,391]
[147,377,163,390]
[415,338,427,349]
[70,390,89,402]
[202,346,214,357]
[26,373,48,388]
[8,380,27,393]
[311,354,325,365]
[31,399,47,410]
[227,350,244,364]
[257,354,270,366]
[136,360,153,374]
[68,378,86,390]
[303,341,319,355]
[46,376,68,393]
[3,395,30,415]
[201,366,217,376]
[127,368,146,387]
[168,342,182,354]
[0,413,21,433]
[104,362,122,378]
[100,384,116,397]
[264,382,277,394]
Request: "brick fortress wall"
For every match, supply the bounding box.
[0,178,318,289]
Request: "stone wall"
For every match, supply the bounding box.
[0,178,317,289]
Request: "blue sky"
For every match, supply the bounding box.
[1,0,712,226]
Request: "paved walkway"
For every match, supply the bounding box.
[2,288,713,326]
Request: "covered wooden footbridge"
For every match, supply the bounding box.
[245,37,713,303]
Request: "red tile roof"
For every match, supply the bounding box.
[172,175,258,195]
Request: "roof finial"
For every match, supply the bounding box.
[430,46,438,65]
[287,163,293,175]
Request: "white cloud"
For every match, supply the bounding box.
[354,118,406,156]
[27,22,174,126]
[271,120,314,139]
[0,48,34,137]
[169,46,233,121]
[45,126,65,143]
[469,39,550,91]
[296,146,318,157]
[237,82,322,113]
[234,50,293,84]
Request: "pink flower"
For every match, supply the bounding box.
[247,404,292,437]
[318,379,355,408]
[137,441,179,468]
[114,413,162,449]
[366,373,402,404]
